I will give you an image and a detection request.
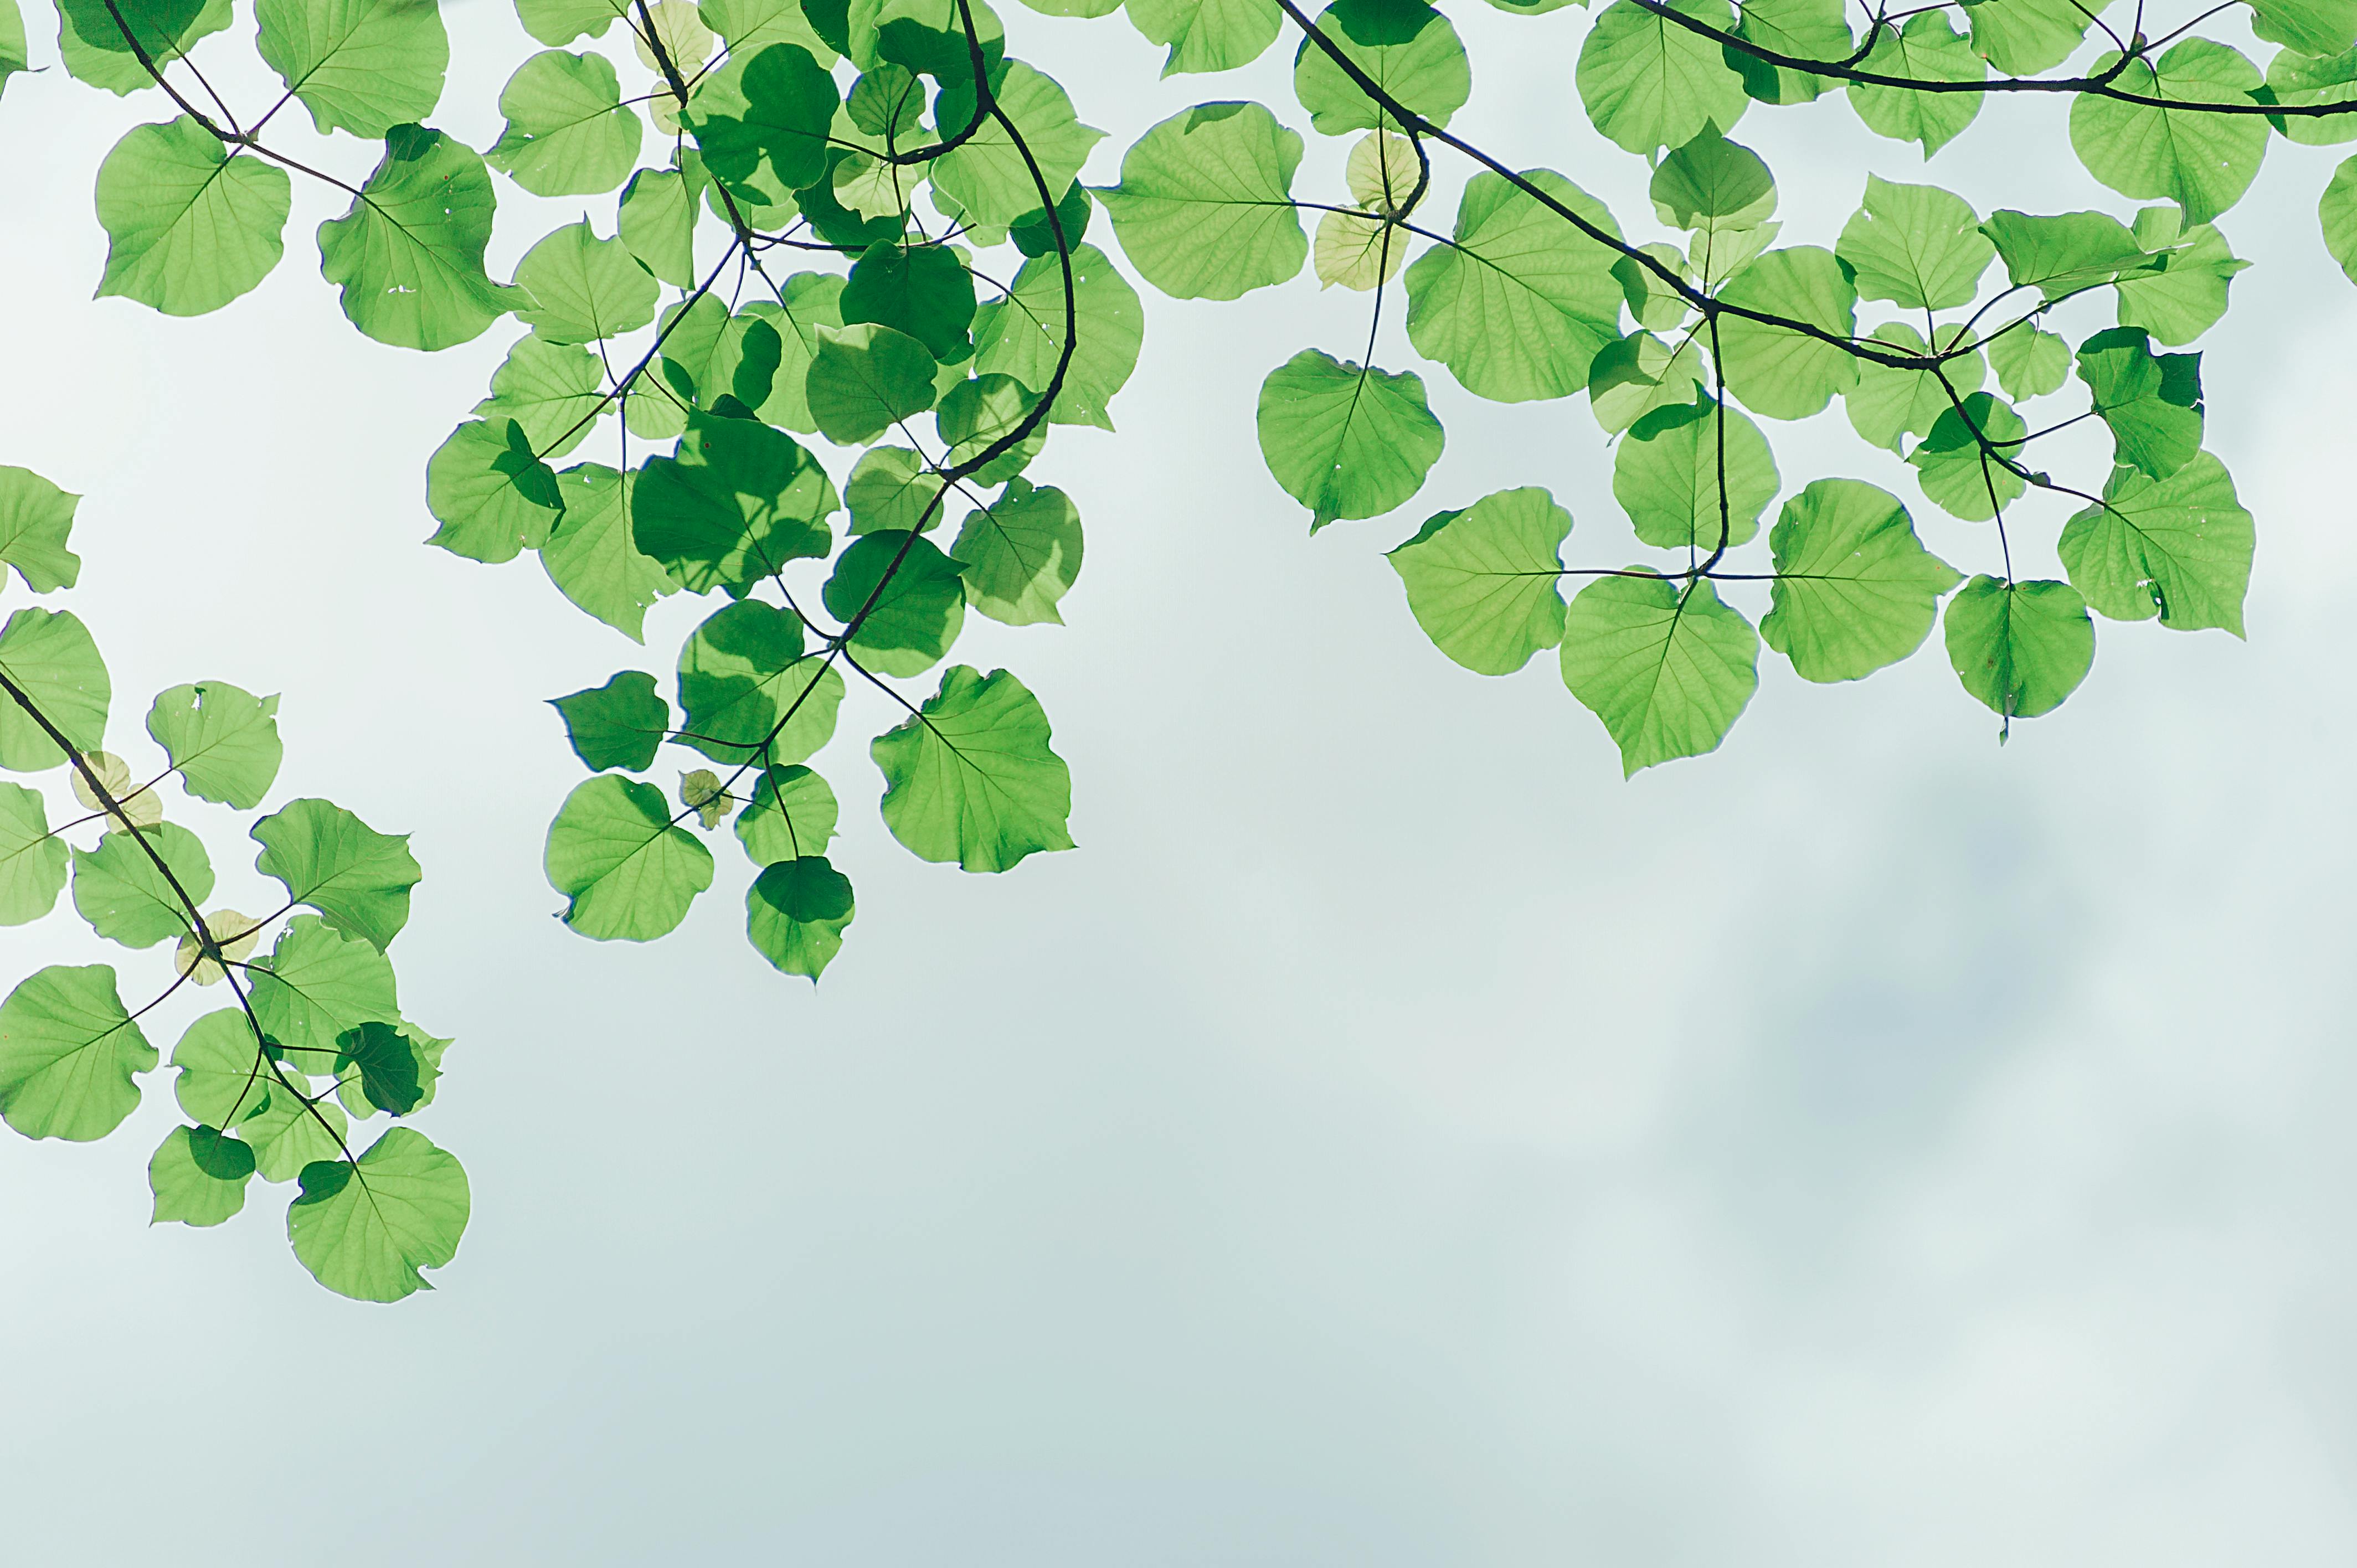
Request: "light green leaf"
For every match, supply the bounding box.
[1291,0,1470,135]
[148,1124,256,1226]
[513,220,658,343]
[1982,208,2155,300]
[737,274,847,432]
[822,530,967,677]
[0,782,67,925]
[1386,487,1570,675]
[1984,323,2069,400]
[2114,210,2247,345]
[2265,45,2357,147]
[0,964,153,1141]
[73,822,211,948]
[683,40,838,199]
[1716,245,1857,419]
[252,797,421,951]
[0,0,23,92]
[936,375,1043,484]
[513,0,631,43]
[933,62,1103,229]
[1943,575,2093,721]
[551,670,668,771]
[145,682,281,808]
[2057,452,2252,634]
[1908,391,2027,520]
[806,322,939,442]
[544,773,713,939]
[634,411,837,592]
[1588,329,1711,434]
[240,1061,346,1181]
[57,0,233,96]
[1099,101,1306,300]
[0,607,109,772]
[1576,0,1748,155]
[1849,13,1983,155]
[250,914,399,1057]
[703,0,838,64]
[1124,0,1279,75]
[1402,168,1625,403]
[256,0,447,138]
[543,463,676,639]
[1965,0,2090,75]
[847,447,948,534]
[971,243,1143,430]
[1255,349,1443,530]
[2070,43,2267,225]
[951,479,1083,626]
[2252,0,2357,57]
[95,120,291,317]
[0,467,78,594]
[1835,176,1993,310]
[675,600,843,765]
[745,856,854,979]
[171,1009,274,1130]
[2319,154,2357,283]
[475,335,604,458]
[1650,125,1775,233]
[486,49,640,197]
[2075,326,2203,479]
[287,1126,469,1301]
[1844,322,1984,452]
[425,418,565,564]
[1614,399,1778,551]
[1760,478,1960,682]
[1728,0,1849,106]
[619,163,701,288]
[1559,574,1758,776]
[735,763,838,863]
[872,664,1073,872]
[317,125,512,350]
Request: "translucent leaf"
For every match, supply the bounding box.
[2114,211,2247,345]
[2057,452,2252,634]
[735,763,838,863]
[1576,0,1748,155]
[1848,14,1982,156]
[821,530,968,677]
[2265,45,2357,147]
[0,607,109,772]
[0,781,67,925]
[633,0,713,71]
[513,0,632,44]
[1346,130,1417,209]
[1290,0,1470,135]
[842,242,977,362]
[513,220,658,343]
[1943,576,2093,721]
[675,600,842,765]
[56,0,231,96]
[933,63,1103,229]
[703,0,838,64]
[255,0,448,138]
[252,797,421,951]
[544,773,713,939]
[486,49,641,197]
[971,243,1143,430]
[141,682,279,808]
[171,1009,274,1130]
[551,670,668,772]
[1313,211,1407,290]
[2070,44,2268,225]
[0,0,23,91]
[1715,245,1857,419]
[2075,327,2203,479]
[172,908,263,985]
[1984,323,2069,400]
[1982,209,2155,300]
[1835,176,1993,311]
[333,1019,449,1116]
[0,467,80,594]
[1844,322,1984,453]
[951,479,1083,626]
[746,856,853,979]
[936,374,1042,485]
[1965,0,2090,75]
[327,1019,426,1115]
[95,120,291,317]
[738,274,847,433]
[1125,0,1279,75]
[68,749,162,828]
[1760,478,1960,683]
[316,126,512,350]
[0,964,153,1142]
[1402,169,1625,402]
[2251,0,2357,57]
[1558,575,1758,776]
[2319,153,2357,283]
[237,1059,346,1181]
[539,467,671,639]
[847,447,946,535]
[1908,391,2026,521]
[73,822,210,948]
[683,40,838,199]
[1255,349,1444,530]
[634,411,837,591]
[1588,330,1710,434]
[871,665,1073,871]
[806,322,939,442]
[426,419,564,565]
[475,336,604,461]
[618,162,700,288]
[250,915,400,1060]
[1650,125,1774,234]
[148,1125,254,1226]
[1614,399,1778,551]
[1727,0,1847,106]
[1386,487,1570,675]
[1099,102,1306,302]
[286,1126,469,1302]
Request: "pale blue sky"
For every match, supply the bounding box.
[4,5,2355,1562]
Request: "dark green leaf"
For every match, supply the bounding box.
[745,856,854,979]
[822,530,967,676]
[675,600,842,765]
[633,411,837,592]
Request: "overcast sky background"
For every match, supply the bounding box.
[3,3,2355,1561]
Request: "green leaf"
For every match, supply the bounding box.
[618,162,701,288]
[145,682,281,808]
[634,411,837,591]
[1009,180,1092,260]
[543,463,676,639]
[2070,44,2268,225]
[1943,576,2093,721]
[1760,478,1960,683]
[240,1060,346,1182]
[148,1125,255,1226]
[841,242,977,362]
[512,0,631,43]
[1576,0,1748,156]
[171,1009,272,1130]
[806,322,939,442]
[1908,391,2027,520]
[2114,210,2247,346]
[513,220,658,343]
[933,62,1103,229]
[675,600,843,765]
[475,336,604,461]
[2320,153,2357,283]
[1559,575,1758,776]
[2057,452,2252,634]
[1982,208,2154,300]
[544,773,713,939]
[2265,45,2357,147]
[1849,13,1983,156]
[847,447,948,534]
[745,856,855,979]
[1716,245,1857,419]
[1255,349,1443,530]
[57,0,232,96]
[733,275,846,433]
[1291,0,1471,135]
[317,125,512,350]
[0,965,153,1141]
[685,41,838,198]
[287,1126,469,1302]
[1386,487,1570,675]
[425,418,565,564]
[1835,176,1993,310]
[735,763,839,863]
[72,822,210,948]
[951,479,1083,626]
[1124,0,1280,75]
[0,782,66,925]
[1965,0,2089,74]
[0,0,24,92]
[0,468,79,595]
[1650,125,1776,233]
[250,914,400,1056]
[551,670,668,771]
[2252,0,2357,56]
[333,1020,427,1115]
[486,49,640,197]
[822,530,967,676]
[936,375,1043,486]
[1589,330,1711,434]
[971,243,1143,430]
[872,665,1073,871]
[1402,169,1625,403]
[1985,323,2069,400]
[2075,326,2203,479]
[1098,101,1307,300]
[95,120,291,317]
[705,0,838,63]
[0,608,109,772]
[252,797,421,951]
[255,0,448,138]
[1727,0,1847,105]
[1844,322,1984,453]
[1614,399,1778,551]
